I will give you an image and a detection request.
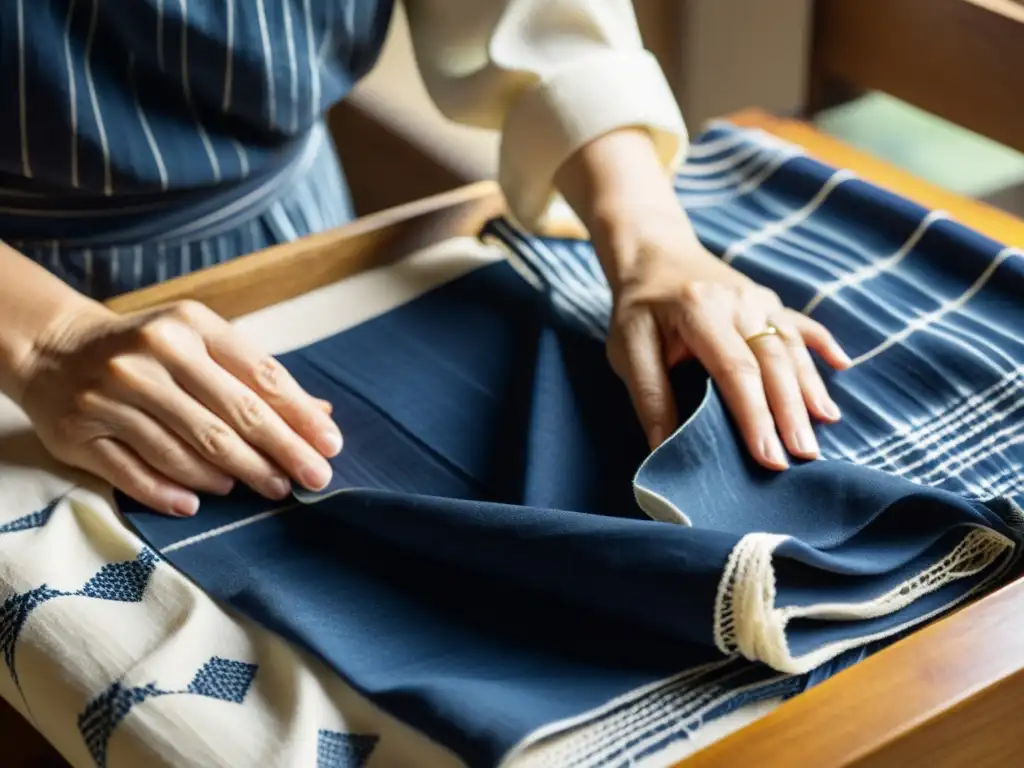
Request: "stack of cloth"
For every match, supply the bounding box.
[106,121,1024,767]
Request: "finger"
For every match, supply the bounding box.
[786,333,842,423]
[316,399,333,416]
[81,393,235,495]
[161,353,334,494]
[612,312,678,449]
[748,330,819,460]
[82,437,200,517]
[133,313,333,494]
[112,366,293,500]
[677,314,789,470]
[790,314,852,370]
[183,306,343,457]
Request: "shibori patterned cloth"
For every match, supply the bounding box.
[116,122,1024,768]
[0,119,1021,768]
[484,121,1024,503]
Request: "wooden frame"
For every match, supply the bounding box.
[108,181,506,319]
[6,110,1024,766]
[809,0,1024,154]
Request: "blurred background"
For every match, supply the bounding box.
[335,0,1024,220]
[818,94,1024,214]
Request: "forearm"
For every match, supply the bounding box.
[0,242,99,403]
[554,128,702,291]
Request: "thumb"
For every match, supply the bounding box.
[609,311,678,449]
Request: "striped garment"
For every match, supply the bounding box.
[110,122,1024,768]
[0,0,391,297]
[485,122,1024,503]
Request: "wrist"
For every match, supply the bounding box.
[588,198,702,292]
[554,127,694,291]
[0,327,44,408]
[0,287,104,407]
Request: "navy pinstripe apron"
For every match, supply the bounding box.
[0,0,395,299]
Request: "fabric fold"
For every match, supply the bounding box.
[630,378,1020,673]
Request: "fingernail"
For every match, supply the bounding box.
[170,492,200,517]
[822,400,842,421]
[761,436,789,469]
[265,475,291,500]
[212,476,235,496]
[793,428,820,458]
[299,460,332,491]
[837,348,854,368]
[317,429,343,457]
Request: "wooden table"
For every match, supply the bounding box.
[7,110,1024,767]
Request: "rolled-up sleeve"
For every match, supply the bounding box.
[403,0,688,230]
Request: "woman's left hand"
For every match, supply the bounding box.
[555,128,851,470]
[601,212,851,470]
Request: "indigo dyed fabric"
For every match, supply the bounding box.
[121,123,1024,767]
[3,123,354,300]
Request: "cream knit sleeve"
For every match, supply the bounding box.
[402,0,688,231]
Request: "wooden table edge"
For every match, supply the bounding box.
[106,180,506,319]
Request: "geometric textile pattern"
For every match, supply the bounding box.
[0,496,62,534]
[78,656,258,767]
[0,549,158,689]
[317,729,379,768]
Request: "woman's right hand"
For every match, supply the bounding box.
[14,299,342,517]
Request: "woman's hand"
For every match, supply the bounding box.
[555,128,850,469]
[14,300,341,516]
[604,218,850,468]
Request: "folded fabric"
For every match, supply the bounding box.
[121,123,1024,768]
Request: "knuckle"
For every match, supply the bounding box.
[635,384,667,410]
[759,343,790,363]
[752,285,782,308]
[140,314,206,357]
[152,439,188,470]
[127,472,159,500]
[717,355,762,381]
[679,281,717,307]
[791,350,816,374]
[137,317,175,349]
[71,388,102,415]
[251,357,285,398]
[232,394,267,434]
[172,299,207,324]
[104,354,138,385]
[787,314,815,336]
[676,290,710,328]
[194,421,234,460]
[782,332,805,351]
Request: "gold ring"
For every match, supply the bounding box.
[744,323,780,345]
